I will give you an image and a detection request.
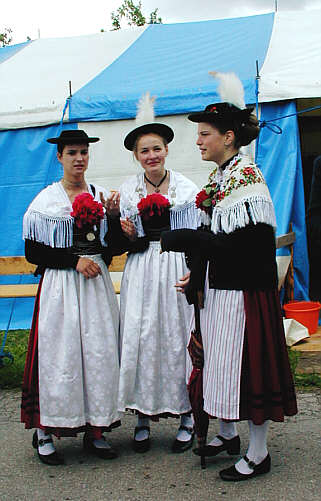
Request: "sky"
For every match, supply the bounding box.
[1,0,320,45]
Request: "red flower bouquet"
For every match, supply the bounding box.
[71,193,104,229]
[195,189,212,213]
[195,182,224,213]
[137,193,170,221]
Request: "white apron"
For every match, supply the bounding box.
[118,170,199,415]
[38,254,120,428]
[23,182,120,428]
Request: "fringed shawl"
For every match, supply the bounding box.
[200,155,276,234]
[120,170,201,237]
[23,182,109,248]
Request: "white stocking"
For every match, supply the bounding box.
[176,413,194,441]
[37,428,55,456]
[209,419,238,446]
[235,420,269,474]
[135,417,150,441]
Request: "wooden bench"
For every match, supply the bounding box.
[0,254,127,298]
[0,231,295,300]
[275,230,296,301]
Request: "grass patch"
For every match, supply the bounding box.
[287,347,301,374]
[0,329,29,389]
[1,330,320,390]
[287,347,321,389]
[294,372,321,389]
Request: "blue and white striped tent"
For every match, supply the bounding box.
[1,9,320,328]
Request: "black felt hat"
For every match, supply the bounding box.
[47,129,100,145]
[124,123,174,151]
[188,102,253,124]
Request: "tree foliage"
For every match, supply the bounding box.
[148,8,162,25]
[111,1,162,30]
[0,27,13,47]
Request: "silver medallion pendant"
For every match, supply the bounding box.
[86,232,96,241]
[154,187,160,193]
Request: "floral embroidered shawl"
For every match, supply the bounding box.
[200,154,276,234]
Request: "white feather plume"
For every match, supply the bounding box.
[135,92,156,125]
[209,71,245,110]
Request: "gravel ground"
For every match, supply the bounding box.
[0,388,320,501]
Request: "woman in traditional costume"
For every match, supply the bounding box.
[21,130,121,465]
[161,73,297,480]
[116,94,200,453]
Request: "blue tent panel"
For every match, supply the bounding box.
[0,40,31,64]
[0,297,35,331]
[70,13,274,122]
[257,101,309,300]
[0,123,78,330]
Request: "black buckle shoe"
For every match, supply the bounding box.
[132,426,150,453]
[193,434,240,457]
[32,431,65,466]
[219,454,271,481]
[83,433,118,459]
[171,425,195,453]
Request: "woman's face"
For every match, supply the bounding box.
[196,122,227,164]
[135,133,168,175]
[57,143,89,178]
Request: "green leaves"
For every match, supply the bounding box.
[111,1,162,30]
[202,198,212,207]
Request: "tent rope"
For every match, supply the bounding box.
[260,104,321,132]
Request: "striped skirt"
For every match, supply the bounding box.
[196,285,297,424]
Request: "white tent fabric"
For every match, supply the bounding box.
[0,10,320,130]
[260,10,321,101]
[81,116,213,191]
[0,27,147,129]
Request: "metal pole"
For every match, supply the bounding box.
[255,60,260,163]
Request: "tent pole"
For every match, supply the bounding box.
[255,60,260,163]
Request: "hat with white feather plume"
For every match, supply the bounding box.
[124,92,174,151]
[188,71,254,124]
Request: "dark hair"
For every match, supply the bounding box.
[57,142,89,154]
[214,113,260,148]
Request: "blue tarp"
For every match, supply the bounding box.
[0,123,77,330]
[0,40,31,64]
[70,14,274,122]
[257,100,309,300]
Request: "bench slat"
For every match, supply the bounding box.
[108,254,127,272]
[0,280,121,298]
[276,232,296,249]
[0,254,127,275]
[0,257,36,275]
[0,284,38,298]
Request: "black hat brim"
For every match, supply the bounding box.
[188,107,254,124]
[47,136,99,144]
[124,123,174,151]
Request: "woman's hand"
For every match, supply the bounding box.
[174,271,191,293]
[100,191,120,217]
[76,257,102,279]
[120,218,137,241]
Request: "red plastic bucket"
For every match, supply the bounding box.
[283,301,321,334]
